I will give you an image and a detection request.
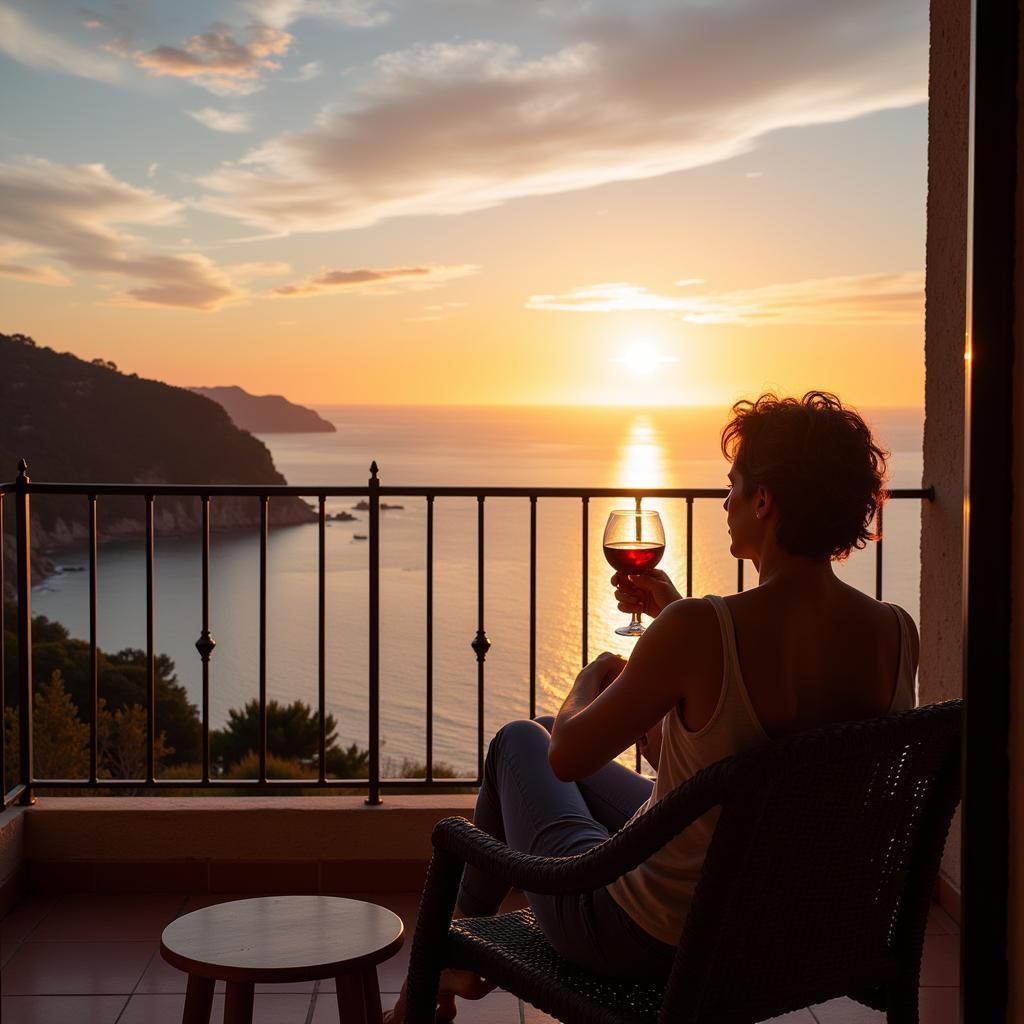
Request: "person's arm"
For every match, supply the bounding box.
[549,599,715,781]
[638,716,663,770]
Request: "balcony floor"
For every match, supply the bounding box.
[0,890,960,1024]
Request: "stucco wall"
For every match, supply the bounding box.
[921,0,971,894]
[1008,10,1024,1017]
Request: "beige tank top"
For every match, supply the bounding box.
[606,594,918,946]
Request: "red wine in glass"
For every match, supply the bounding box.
[603,509,666,637]
[602,541,665,574]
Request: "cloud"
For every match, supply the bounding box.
[0,245,71,286]
[197,0,926,233]
[527,282,695,313]
[226,260,292,278]
[245,0,391,29]
[0,3,123,82]
[526,272,925,325]
[287,60,323,82]
[187,107,254,133]
[272,263,478,297]
[133,23,292,95]
[0,158,240,311]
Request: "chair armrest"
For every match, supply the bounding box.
[431,765,726,894]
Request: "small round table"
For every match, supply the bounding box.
[160,895,404,1024]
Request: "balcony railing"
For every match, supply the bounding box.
[0,460,934,808]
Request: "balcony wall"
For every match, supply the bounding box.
[0,796,475,911]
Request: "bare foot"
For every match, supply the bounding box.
[384,970,495,1024]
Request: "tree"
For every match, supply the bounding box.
[211,698,371,778]
[3,610,202,766]
[97,700,173,781]
[3,670,89,789]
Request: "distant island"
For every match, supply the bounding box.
[0,333,314,570]
[190,385,335,434]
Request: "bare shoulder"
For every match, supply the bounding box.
[888,601,921,669]
[653,597,720,640]
[639,597,723,677]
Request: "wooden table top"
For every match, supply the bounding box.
[160,896,405,983]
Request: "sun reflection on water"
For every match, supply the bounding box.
[613,415,670,491]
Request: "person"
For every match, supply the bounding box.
[390,391,918,1022]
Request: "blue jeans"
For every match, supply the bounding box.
[457,717,676,981]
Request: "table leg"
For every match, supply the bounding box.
[223,980,255,1024]
[182,974,215,1024]
[335,967,383,1024]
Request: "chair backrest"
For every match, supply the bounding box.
[658,701,962,1024]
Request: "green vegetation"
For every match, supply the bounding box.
[2,608,457,792]
[211,698,370,778]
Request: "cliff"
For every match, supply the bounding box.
[0,333,314,557]
[189,385,335,433]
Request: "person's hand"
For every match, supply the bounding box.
[610,569,682,620]
[591,651,627,692]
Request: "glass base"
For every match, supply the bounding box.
[615,621,646,637]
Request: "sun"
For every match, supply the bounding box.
[610,340,678,376]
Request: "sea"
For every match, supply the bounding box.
[29,404,924,776]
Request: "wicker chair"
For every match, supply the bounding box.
[404,700,962,1024]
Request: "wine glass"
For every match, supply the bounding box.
[603,509,666,637]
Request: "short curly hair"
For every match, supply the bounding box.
[720,391,889,561]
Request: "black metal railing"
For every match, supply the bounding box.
[0,460,934,807]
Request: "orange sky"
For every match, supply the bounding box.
[0,1,928,408]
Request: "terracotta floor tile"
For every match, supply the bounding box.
[918,986,961,1024]
[1,940,156,995]
[345,990,520,1024]
[30,894,184,942]
[810,997,885,1023]
[250,992,317,1021]
[134,951,222,994]
[119,993,226,1024]
[124,992,316,1023]
[178,892,252,916]
[0,995,128,1024]
[319,949,412,995]
[312,988,385,1023]
[523,1000,815,1024]
[926,905,960,936]
[0,897,56,943]
[920,934,961,987]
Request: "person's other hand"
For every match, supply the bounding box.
[592,651,627,691]
[610,569,682,620]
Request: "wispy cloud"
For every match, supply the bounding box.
[0,158,241,311]
[133,24,292,95]
[245,0,391,30]
[287,60,323,82]
[0,3,123,83]
[406,299,468,322]
[527,273,925,325]
[187,107,254,133]
[197,0,925,233]
[527,283,693,314]
[272,263,478,297]
[0,245,71,286]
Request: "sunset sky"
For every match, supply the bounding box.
[0,0,928,407]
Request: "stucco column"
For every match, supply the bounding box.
[1008,10,1024,1017]
[921,0,971,904]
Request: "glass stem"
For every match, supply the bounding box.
[630,611,642,628]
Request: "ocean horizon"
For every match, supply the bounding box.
[30,403,925,775]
